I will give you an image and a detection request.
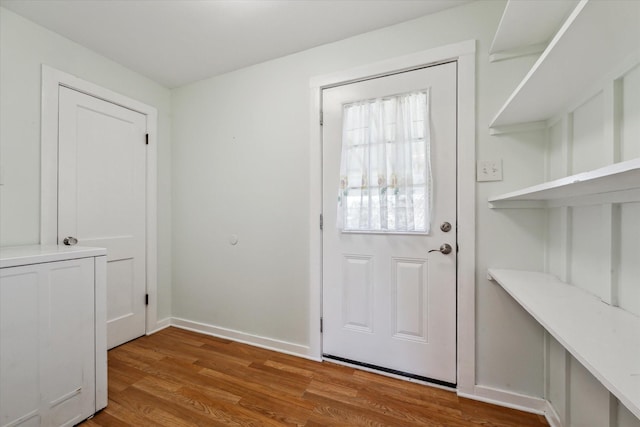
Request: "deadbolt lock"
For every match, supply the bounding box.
[440,222,452,232]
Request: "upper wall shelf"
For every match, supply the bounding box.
[488,269,640,420]
[489,0,578,62]
[489,158,640,208]
[490,0,640,130]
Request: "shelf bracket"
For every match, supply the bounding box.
[488,200,548,209]
[489,120,548,136]
[489,42,548,63]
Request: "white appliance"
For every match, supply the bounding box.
[0,245,107,427]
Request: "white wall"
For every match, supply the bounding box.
[171,0,548,399]
[0,7,172,320]
[10,0,627,418]
[544,59,640,426]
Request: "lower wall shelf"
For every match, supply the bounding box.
[487,268,640,419]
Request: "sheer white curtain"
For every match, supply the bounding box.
[337,90,431,233]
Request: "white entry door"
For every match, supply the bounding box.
[322,62,457,385]
[58,86,147,349]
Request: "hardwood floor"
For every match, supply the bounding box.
[81,327,549,426]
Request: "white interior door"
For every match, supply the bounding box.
[58,86,147,349]
[322,62,457,384]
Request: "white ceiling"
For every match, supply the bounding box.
[0,0,470,88]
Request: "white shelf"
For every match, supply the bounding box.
[488,268,640,420]
[489,158,640,208]
[489,0,578,62]
[490,0,640,129]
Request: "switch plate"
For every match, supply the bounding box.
[477,159,503,182]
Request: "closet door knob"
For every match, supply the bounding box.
[63,236,78,246]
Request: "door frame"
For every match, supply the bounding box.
[40,65,159,336]
[308,40,476,393]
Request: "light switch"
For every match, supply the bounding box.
[477,159,503,182]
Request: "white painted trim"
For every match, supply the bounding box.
[455,49,477,395]
[308,40,477,393]
[170,317,317,361]
[544,400,563,427]
[40,64,159,334]
[309,40,476,89]
[94,255,108,412]
[308,85,323,360]
[460,385,549,416]
[147,317,172,335]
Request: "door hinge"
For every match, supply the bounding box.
[145,294,149,305]
[320,317,323,333]
[320,110,323,126]
[145,133,149,145]
[320,213,323,230]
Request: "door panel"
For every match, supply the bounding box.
[322,62,457,383]
[392,257,428,342]
[342,254,373,332]
[58,87,147,349]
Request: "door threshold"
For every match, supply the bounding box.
[322,354,456,391]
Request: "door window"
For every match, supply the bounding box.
[337,90,432,233]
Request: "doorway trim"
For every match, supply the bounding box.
[40,65,159,335]
[308,40,476,394]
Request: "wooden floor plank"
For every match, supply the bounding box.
[81,327,548,426]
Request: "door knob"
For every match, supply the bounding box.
[429,243,452,255]
[63,236,78,246]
